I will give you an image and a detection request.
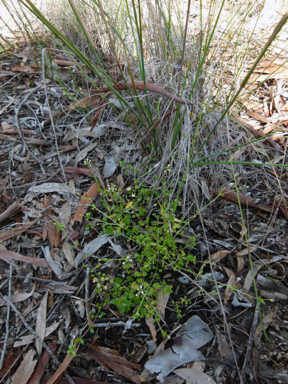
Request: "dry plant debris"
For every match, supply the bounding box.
[0,0,288,384]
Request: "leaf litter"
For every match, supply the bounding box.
[0,1,288,384]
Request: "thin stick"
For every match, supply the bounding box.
[2,296,75,384]
[0,265,12,369]
[240,305,259,383]
[85,267,93,327]
[141,106,180,140]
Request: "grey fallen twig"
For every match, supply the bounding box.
[0,265,12,370]
[240,304,259,383]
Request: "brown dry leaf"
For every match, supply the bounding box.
[54,59,79,67]
[12,65,40,74]
[0,250,48,267]
[91,103,108,129]
[211,250,231,263]
[0,284,35,307]
[236,246,258,273]
[116,174,125,189]
[156,290,170,321]
[247,110,270,124]
[35,291,48,355]
[243,262,264,293]
[1,129,40,136]
[236,256,245,273]
[43,196,61,248]
[269,199,288,219]
[68,94,100,110]
[254,309,278,347]
[11,349,37,384]
[0,350,17,378]
[62,242,75,268]
[0,201,21,223]
[86,344,144,384]
[214,188,288,218]
[215,328,232,359]
[224,271,237,304]
[44,349,78,384]
[234,116,282,150]
[174,368,216,384]
[27,342,57,384]
[72,182,99,224]
[0,219,38,242]
[145,316,157,342]
[57,166,92,177]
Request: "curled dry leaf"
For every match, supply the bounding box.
[43,196,61,248]
[0,201,21,223]
[211,250,231,263]
[72,182,99,224]
[237,256,245,273]
[224,271,237,304]
[145,316,157,343]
